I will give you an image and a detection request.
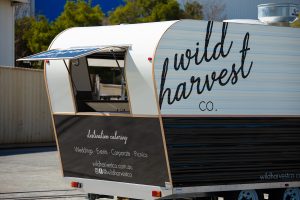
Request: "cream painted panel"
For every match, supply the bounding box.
[45,60,76,113]
[125,52,154,114]
[48,21,177,115]
[154,20,300,115]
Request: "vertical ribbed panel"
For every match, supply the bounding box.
[0,66,54,145]
[154,20,300,115]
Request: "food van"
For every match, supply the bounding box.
[18,13,300,200]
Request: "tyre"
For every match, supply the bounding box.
[238,190,259,200]
[283,188,300,200]
[87,193,114,200]
[87,193,97,200]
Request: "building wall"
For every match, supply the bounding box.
[0,0,15,66]
[221,0,300,20]
[0,66,54,146]
[180,0,300,20]
[15,0,35,19]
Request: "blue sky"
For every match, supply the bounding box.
[35,0,124,21]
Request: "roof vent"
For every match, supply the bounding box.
[258,3,299,26]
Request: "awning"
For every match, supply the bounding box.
[17,46,129,61]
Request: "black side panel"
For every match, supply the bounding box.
[162,117,300,187]
[54,115,169,186]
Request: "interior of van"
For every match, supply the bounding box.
[70,48,130,113]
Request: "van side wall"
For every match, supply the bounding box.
[153,20,300,190]
[163,117,300,187]
[154,20,300,116]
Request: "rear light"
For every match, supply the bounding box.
[152,190,162,197]
[71,181,82,188]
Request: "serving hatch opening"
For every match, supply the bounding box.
[75,49,130,113]
[17,45,131,114]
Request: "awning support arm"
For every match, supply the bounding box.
[110,49,126,100]
[110,49,126,84]
[63,59,78,92]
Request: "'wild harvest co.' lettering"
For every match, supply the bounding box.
[159,21,254,108]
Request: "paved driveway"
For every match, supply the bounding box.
[0,147,85,199]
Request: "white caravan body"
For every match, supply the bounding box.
[19,20,300,199]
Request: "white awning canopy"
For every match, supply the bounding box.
[17,46,129,61]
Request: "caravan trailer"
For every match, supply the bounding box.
[18,10,300,200]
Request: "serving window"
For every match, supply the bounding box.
[17,46,130,114]
[70,49,130,113]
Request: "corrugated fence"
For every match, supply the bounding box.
[0,66,54,147]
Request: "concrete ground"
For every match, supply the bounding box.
[0,147,86,200]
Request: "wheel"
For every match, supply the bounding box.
[238,190,259,200]
[283,188,300,200]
